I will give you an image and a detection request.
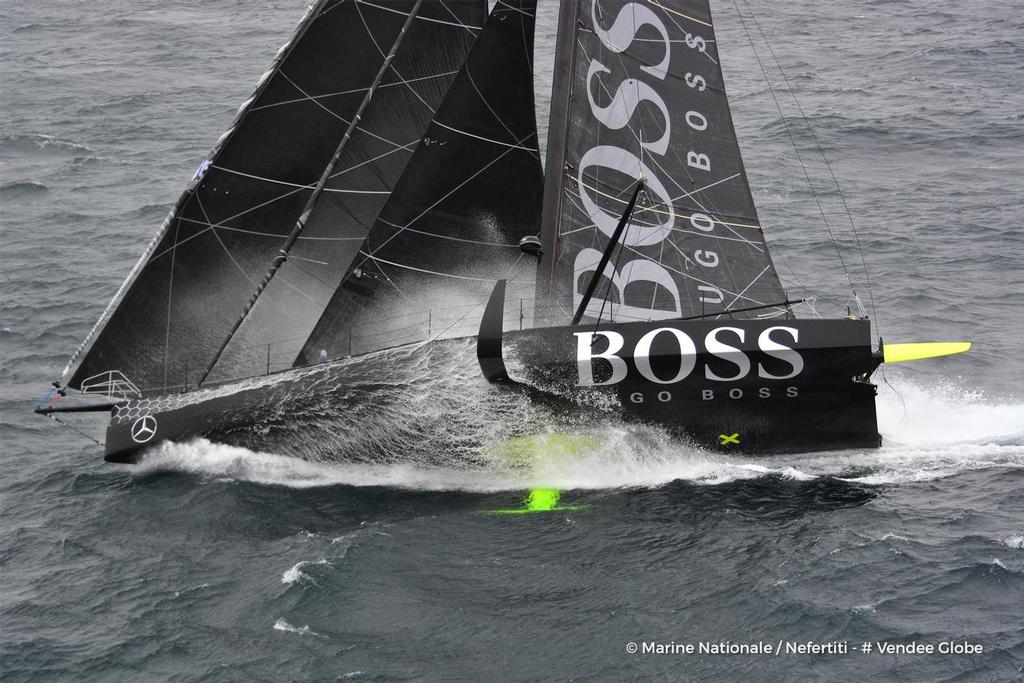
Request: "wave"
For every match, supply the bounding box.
[131,377,1024,492]
[0,181,48,199]
[281,559,330,585]
[0,133,92,155]
[272,618,322,637]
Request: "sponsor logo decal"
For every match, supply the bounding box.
[131,415,158,444]
[575,325,804,386]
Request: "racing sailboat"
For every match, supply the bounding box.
[37,0,970,463]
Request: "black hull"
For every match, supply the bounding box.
[104,318,880,463]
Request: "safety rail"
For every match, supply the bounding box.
[80,370,143,399]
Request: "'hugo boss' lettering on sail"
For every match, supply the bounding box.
[551,0,788,326]
[573,0,719,322]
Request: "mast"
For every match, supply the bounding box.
[534,0,580,320]
[196,0,425,387]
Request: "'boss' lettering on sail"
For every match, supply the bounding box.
[574,0,717,321]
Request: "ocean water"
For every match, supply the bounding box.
[2,0,1023,681]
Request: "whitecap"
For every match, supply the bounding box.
[1001,535,1024,550]
[281,559,329,585]
[273,618,323,637]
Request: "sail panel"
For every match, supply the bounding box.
[295,0,544,366]
[204,1,487,382]
[535,0,787,325]
[69,0,485,391]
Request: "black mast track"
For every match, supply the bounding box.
[534,0,580,320]
[196,0,426,387]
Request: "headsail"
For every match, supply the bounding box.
[67,0,485,391]
[535,0,788,325]
[295,0,544,365]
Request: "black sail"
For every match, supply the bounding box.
[535,0,788,325]
[67,0,485,391]
[295,0,544,366]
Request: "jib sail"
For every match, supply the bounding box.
[66,0,485,391]
[535,0,788,325]
[295,0,544,365]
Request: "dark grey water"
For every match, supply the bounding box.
[2,1,1023,680]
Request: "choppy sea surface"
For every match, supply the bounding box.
[2,1,1023,680]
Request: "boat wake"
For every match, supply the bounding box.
[131,376,1023,492]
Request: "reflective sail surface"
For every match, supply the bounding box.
[67,0,485,391]
[535,0,788,326]
[295,0,544,366]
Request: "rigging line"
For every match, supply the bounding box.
[149,185,311,262]
[212,164,315,190]
[354,2,434,113]
[213,163,388,194]
[199,1,429,387]
[669,172,741,203]
[495,0,534,17]
[175,216,362,241]
[365,255,410,300]
[355,0,484,30]
[573,175,763,230]
[731,0,860,304]
[315,0,353,21]
[329,140,417,179]
[163,216,181,390]
[357,130,533,265]
[250,70,460,112]
[645,0,713,28]
[278,71,417,152]
[360,252,495,282]
[45,414,103,447]
[717,264,771,313]
[564,179,766,257]
[435,0,485,37]
[275,273,327,308]
[282,257,338,295]
[377,217,519,247]
[464,67,534,154]
[739,0,879,331]
[433,120,538,151]
[204,203,313,317]
[618,242,767,306]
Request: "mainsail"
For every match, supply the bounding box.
[535,0,788,325]
[295,0,544,365]
[67,0,485,391]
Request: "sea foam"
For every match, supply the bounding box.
[133,376,1024,492]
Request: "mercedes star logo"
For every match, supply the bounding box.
[131,415,158,444]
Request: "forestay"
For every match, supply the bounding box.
[67,0,485,392]
[295,0,544,366]
[535,0,788,325]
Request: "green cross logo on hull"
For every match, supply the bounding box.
[719,433,740,446]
